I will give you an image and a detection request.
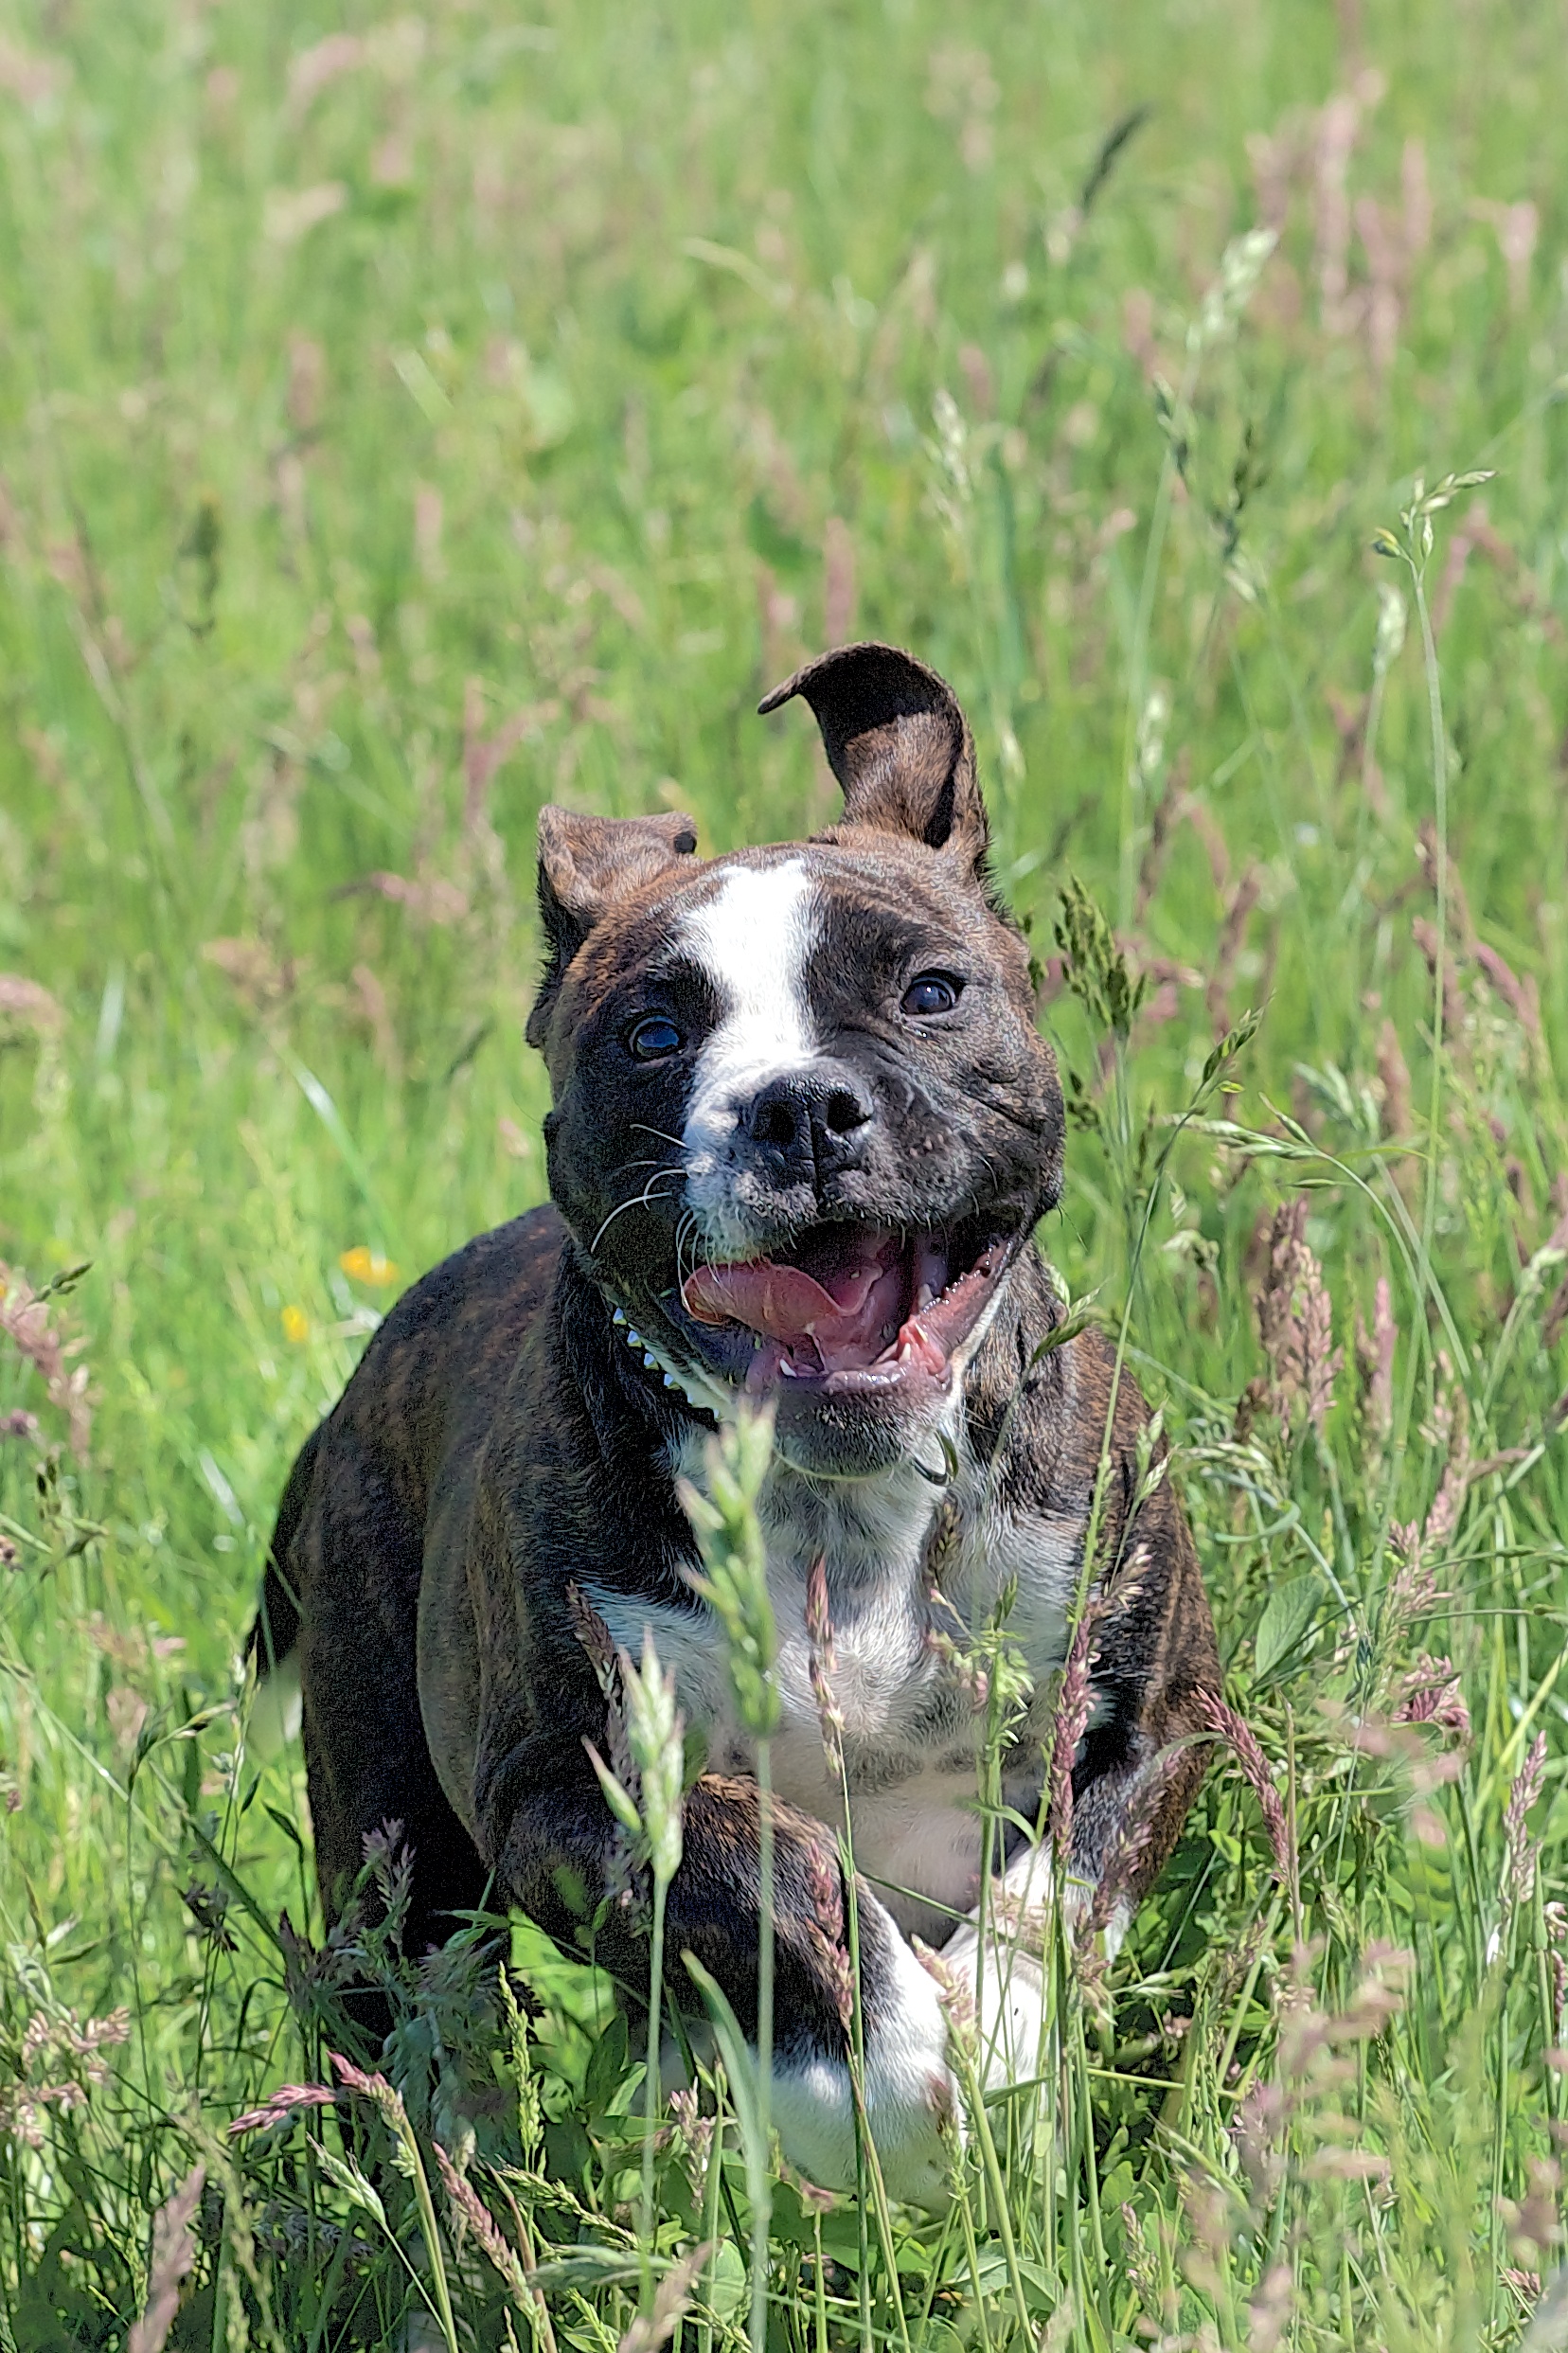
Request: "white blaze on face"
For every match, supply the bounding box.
[679,858,819,1254]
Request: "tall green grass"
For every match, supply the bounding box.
[2,0,1567,2343]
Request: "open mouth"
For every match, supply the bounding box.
[678,1218,1015,1397]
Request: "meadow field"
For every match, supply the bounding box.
[3,0,1568,2343]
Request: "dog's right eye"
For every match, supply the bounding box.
[629,1015,683,1061]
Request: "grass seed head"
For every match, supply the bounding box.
[1255,1200,1343,1434]
[1196,1689,1293,1881]
[615,2240,715,2353]
[1395,1652,1471,1745]
[622,1631,686,1888]
[433,2141,529,2302]
[679,1406,780,1739]
[804,1554,846,1777]
[1049,1592,1108,1853]
[227,2082,336,2137]
[913,1936,977,2052]
[1504,1730,1549,1910]
[0,1259,93,1457]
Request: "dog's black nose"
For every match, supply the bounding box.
[743,1066,875,1182]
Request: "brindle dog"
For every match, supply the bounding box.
[258,644,1218,2203]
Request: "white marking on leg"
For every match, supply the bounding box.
[940,1842,1055,2089]
[935,1839,1125,2112]
[771,1904,957,2208]
[679,860,819,1256]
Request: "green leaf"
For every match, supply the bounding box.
[969,2247,1057,2315]
[264,1802,305,1856]
[1255,1574,1322,1682]
[583,2009,632,2113]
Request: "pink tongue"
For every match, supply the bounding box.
[683,1235,901,1364]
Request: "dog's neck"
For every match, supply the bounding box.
[658,1373,971,1619]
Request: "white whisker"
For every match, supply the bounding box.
[589,1170,683,1257]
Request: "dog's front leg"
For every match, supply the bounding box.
[487,1755,958,2205]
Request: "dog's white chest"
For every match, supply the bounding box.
[580,1447,1080,1939]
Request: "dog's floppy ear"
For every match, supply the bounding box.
[526,805,699,1048]
[759,642,988,874]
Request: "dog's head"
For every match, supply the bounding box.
[527,644,1064,1476]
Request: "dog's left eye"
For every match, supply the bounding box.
[629,1015,683,1061]
[900,972,961,1018]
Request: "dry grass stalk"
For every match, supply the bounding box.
[1376,1017,1414,1143]
[1205,861,1262,1039]
[227,2081,336,2137]
[568,1581,641,1810]
[126,2164,206,2353]
[1394,1653,1471,1745]
[330,2049,402,2114]
[1080,1746,1183,1951]
[616,2239,715,2353]
[433,2140,529,2304]
[668,2084,716,2201]
[0,973,63,1032]
[1047,1593,1108,1853]
[1505,1731,1549,1909]
[804,1838,853,2028]
[822,515,856,647]
[804,1553,846,1778]
[1,2005,131,2147]
[0,1260,92,1457]
[1547,1274,1568,1353]
[1255,1202,1343,1434]
[1389,1366,1474,1622]
[912,1936,977,2044]
[1354,1275,1397,1443]
[1473,938,1541,1036]
[1412,914,1467,1039]
[1196,1691,1293,1881]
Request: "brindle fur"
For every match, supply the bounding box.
[258,642,1219,2161]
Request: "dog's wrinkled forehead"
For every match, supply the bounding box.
[526,640,1026,1061]
[583,837,1023,1029]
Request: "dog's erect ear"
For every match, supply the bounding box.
[526,805,699,1048]
[758,642,988,873]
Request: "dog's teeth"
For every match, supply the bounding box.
[664,1373,681,1391]
[915,1284,936,1312]
[612,1307,627,1327]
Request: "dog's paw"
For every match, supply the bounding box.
[772,1911,957,2209]
[940,1932,1047,2089]
[938,1838,1053,2090]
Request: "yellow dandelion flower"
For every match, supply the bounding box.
[281,1305,310,1344]
[339,1246,400,1287]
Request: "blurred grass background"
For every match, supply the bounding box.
[2,0,1568,2344]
